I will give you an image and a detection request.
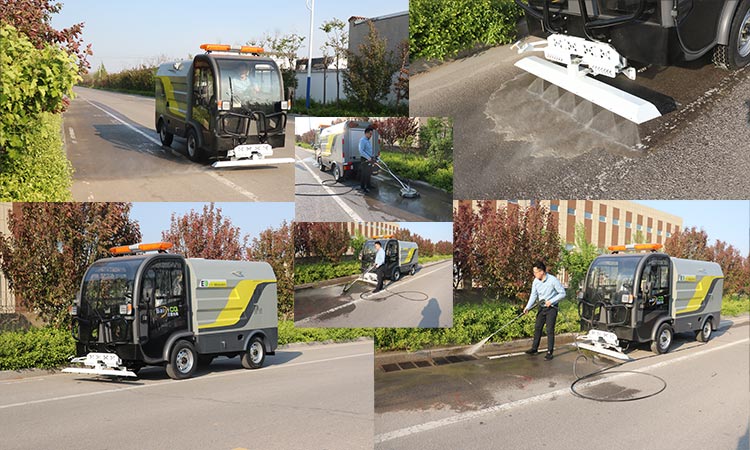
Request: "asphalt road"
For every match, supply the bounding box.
[0,341,373,450]
[295,259,454,328]
[63,87,295,201]
[295,147,454,222]
[411,45,750,199]
[374,316,750,450]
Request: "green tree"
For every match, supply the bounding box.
[630,230,646,244]
[0,203,141,326]
[344,21,398,109]
[393,39,409,106]
[162,203,247,260]
[350,232,367,258]
[419,117,453,166]
[320,18,348,103]
[251,33,304,91]
[560,223,600,292]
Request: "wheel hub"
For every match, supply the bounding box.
[739,9,750,58]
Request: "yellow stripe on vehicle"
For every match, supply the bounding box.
[403,248,416,264]
[675,276,722,315]
[198,279,274,329]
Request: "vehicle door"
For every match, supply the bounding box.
[192,61,216,146]
[636,255,671,339]
[138,258,189,359]
[385,240,399,276]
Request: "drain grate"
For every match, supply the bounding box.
[380,354,478,372]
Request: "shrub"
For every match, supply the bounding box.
[0,327,75,370]
[722,294,750,317]
[0,112,72,201]
[291,97,408,117]
[410,0,524,60]
[379,151,454,192]
[278,320,373,345]
[295,260,361,285]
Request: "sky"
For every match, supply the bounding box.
[52,0,408,73]
[400,222,453,243]
[635,200,749,256]
[130,203,294,243]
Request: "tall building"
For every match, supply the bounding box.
[0,203,15,314]
[454,200,683,248]
[341,222,400,238]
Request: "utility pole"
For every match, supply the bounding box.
[305,0,315,109]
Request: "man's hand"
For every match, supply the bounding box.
[545,300,552,307]
[522,309,528,315]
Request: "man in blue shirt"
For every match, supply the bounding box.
[373,241,386,293]
[358,126,375,193]
[523,261,566,360]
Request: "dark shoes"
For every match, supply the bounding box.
[544,353,553,360]
[372,289,382,294]
[524,349,538,355]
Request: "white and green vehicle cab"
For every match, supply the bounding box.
[577,243,723,360]
[64,242,278,379]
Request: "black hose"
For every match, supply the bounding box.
[295,180,357,197]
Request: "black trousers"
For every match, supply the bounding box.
[360,158,372,189]
[531,306,558,354]
[375,264,385,291]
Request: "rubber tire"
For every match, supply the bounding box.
[166,340,197,380]
[318,157,326,172]
[197,354,215,367]
[332,164,342,182]
[696,318,713,342]
[241,336,266,369]
[650,323,673,355]
[158,119,173,147]
[713,0,750,70]
[409,265,416,276]
[391,268,401,282]
[186,128,204,162]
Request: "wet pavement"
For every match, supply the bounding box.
[374,316,750,450]
[294,259,453,328]
[411,44,750,199]
[294,147,454,222]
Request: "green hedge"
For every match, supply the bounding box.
[291,97,408,117]
[722,294,750,317]
[278,320,372,345]
[0,327,75,370]
[410,0,524,60]
[374,300,580,351]
[295,260,361,285]
[379,151,453,192]
[0,112,73,201]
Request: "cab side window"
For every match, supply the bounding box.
[141,260,187,333]
[193,66,214,107]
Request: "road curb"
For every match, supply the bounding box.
[0,367,61,381]
[294,258,451,291]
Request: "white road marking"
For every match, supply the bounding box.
[375,337,750,443]
[81,97,259,201]
[68,127,77,144]
[295,152,364,223]
[296,260,452,324]
[0,348,372,410]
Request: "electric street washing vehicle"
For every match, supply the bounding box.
[315,121,380,182]
[576,243,723,361]
[155,44,295,168]
[64,242,278,380]
[361,236,419,284]
[513,0,750,123]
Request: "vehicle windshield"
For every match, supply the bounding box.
[584,256,640,304]
[80,258,143,319]
[218,59,282,111]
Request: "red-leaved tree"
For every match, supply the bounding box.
[293,222,313,257]
[248,221,293,319]
[664,227,712,260]
[372,117,419,150]
[308,223,350,263]
[453,202,478,288]
[0,203,141,325]
[0,0,92,73]
[162,203,247,260]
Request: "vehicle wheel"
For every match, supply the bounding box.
[713,0,750,69]
[166,340,197,380]
[186,128,204,162]
[197,355,215,367]
[241,336,266,369]
[409,265,416,276]
[317,157,326,172]
[332,164,342,182]
[158,119,173,147]
[650,323,673,355]
[696,318,713,342]
[391,268,401,282]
